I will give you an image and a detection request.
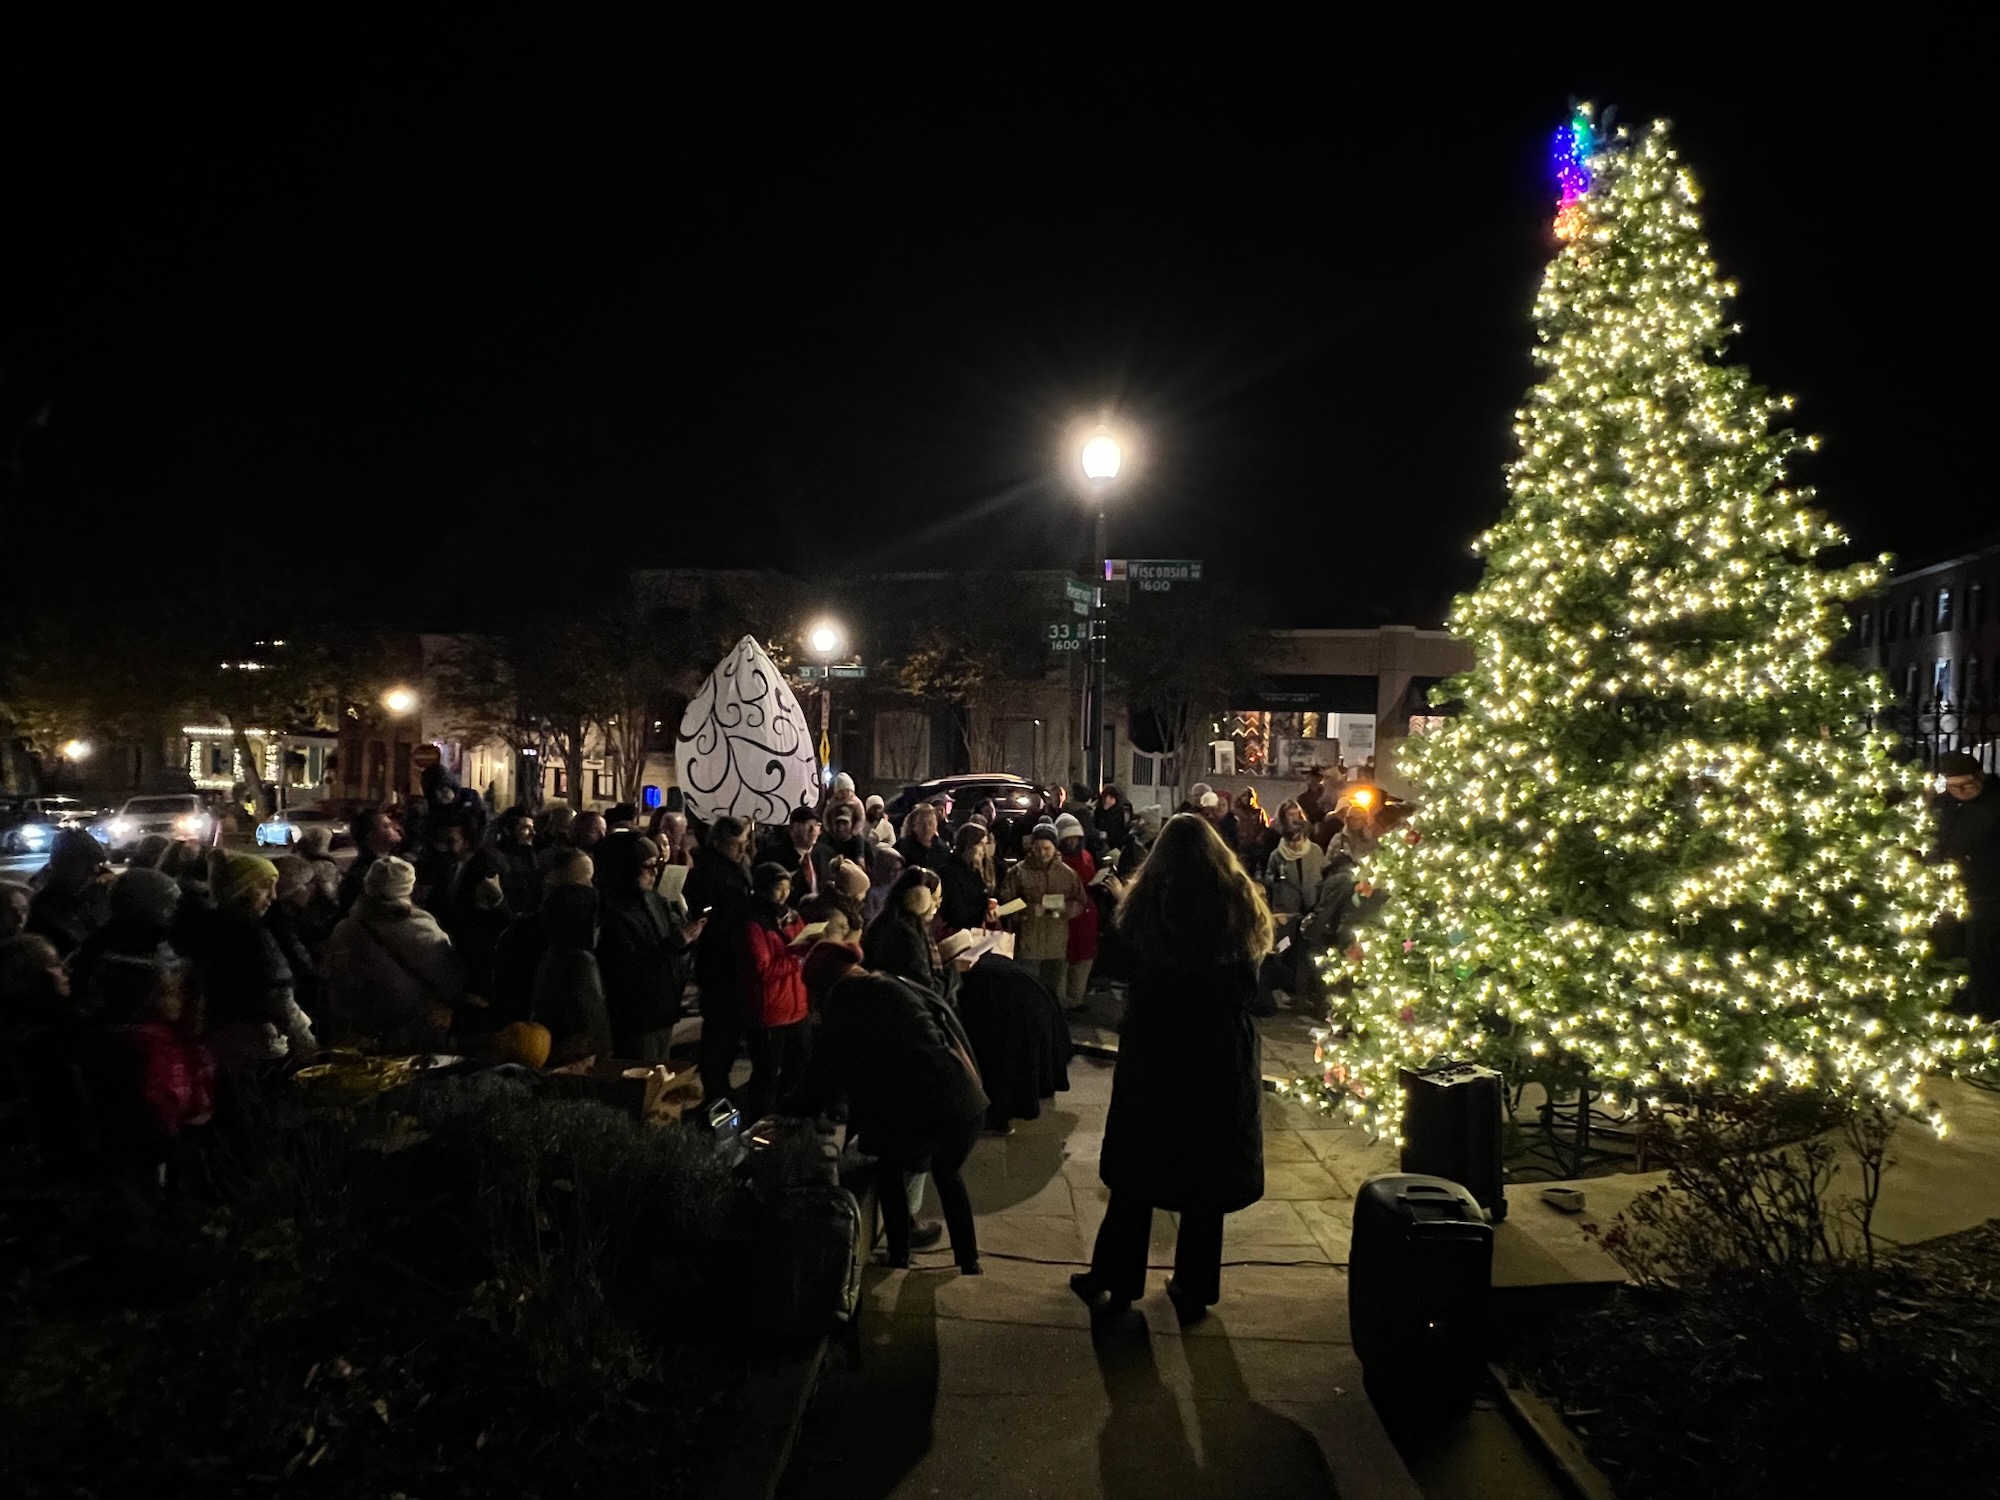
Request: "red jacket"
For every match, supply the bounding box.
[741,911,810,1027]
[1060,847,1099,962]
[127,1020,216,1138]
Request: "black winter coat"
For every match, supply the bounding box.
[955,956,1071,1128]
[683,846,752,1006]
[863,908,943,994]
[597,889,695,1054]
[791,972,987,1161]
[937,859,990,933]
[895,835,952,879]
[1938,782,2000,905]
[1099,955,1264,1213]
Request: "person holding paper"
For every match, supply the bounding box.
[1071,813,1272,1326]
[997,823,1084,998]
[938,824,998,936]
[737,862,809,1122]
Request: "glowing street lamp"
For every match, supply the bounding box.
[1081,430,1123,483]
[60,739,91,761]
[382,686,418,716]
[808,622,844,659]
[805,620,845,791]
[1076,424,1129,795]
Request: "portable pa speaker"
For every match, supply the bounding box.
[1399,1062,1507,1221]
[1348,1173,1493,1417]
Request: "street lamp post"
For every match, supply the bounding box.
[807,621,844,799]
[1079,429,1122,795]
[55,739,91,795]
[380,687,419,805]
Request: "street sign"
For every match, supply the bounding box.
[412,743,441,771]
[1130,559,1203,592]
[828,663,868,680]
[1046,620,1096,652]
[1071,599,1090,616]
[796,664,825,679]
[1104,559,1128,582]
[1065,579,1099,607]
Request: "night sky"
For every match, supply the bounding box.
[4,26,1988,632]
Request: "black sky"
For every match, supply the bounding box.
[4,24,1988,631]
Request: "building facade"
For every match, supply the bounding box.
[1846,537,2000,771]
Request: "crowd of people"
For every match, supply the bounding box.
[0,747,1434,1303]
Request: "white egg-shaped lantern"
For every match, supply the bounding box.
[675,635,819,825]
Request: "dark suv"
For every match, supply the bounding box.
[884,774,1042,824]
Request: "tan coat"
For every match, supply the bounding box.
[1000,855,1085,962]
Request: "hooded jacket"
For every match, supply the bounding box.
[325,894,463,1049]
[999,853,1084,963]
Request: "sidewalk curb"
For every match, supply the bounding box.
[703,1337,829,1500]
[1488,1363,1620,1500]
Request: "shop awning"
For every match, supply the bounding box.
[1232,675,1380,714]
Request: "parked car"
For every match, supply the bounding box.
[883,773,1040,824]
[255,805,353,851]
[0,796,107,854]
[93,794,224,857]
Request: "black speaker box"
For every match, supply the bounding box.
[1399,1062,1507,1220]
[1348,1173,1493,1417]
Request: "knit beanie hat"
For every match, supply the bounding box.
[834,772,856,795]
[1029,821,1060,846]
[110,866,181,929]
[830,856,870,901]
[273,854,314,900]
[1053,813,1085,842]
[365,854,417,901]
[215,853,280,907]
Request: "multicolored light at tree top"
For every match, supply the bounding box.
[1551,104,1596,241]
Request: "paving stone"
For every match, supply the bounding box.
[1220,1199,1318,1254]
[1297,1199,1356,1265]
[1259,1128,1318,1164]
[1260,1159,1346,1201]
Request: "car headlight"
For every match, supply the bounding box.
[175,813,206,835]
[21,825,51,847]
[108,818,135,841]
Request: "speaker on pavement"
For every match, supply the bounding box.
[1399,1062,1507,1220]
[1348,1173,1493,1418]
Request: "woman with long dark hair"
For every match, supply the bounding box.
[1070,813,1273,1324]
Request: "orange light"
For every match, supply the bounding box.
[1350,788,1377,809]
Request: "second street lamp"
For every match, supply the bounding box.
[806,619,845,794]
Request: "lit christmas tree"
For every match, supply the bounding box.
[1300,106,1981,1138]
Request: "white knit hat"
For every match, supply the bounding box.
[1054,813,1085,841]
[364,855,416,901]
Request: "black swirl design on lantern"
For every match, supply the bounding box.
[675,636,817,824]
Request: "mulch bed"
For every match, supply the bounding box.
[1518,1218,2000,1498]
